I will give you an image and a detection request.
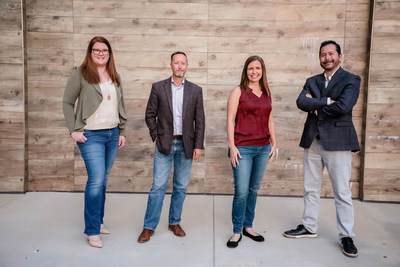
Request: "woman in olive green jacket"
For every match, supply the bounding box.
[62,36,127,248]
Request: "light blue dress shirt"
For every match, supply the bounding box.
[171,76,184,135]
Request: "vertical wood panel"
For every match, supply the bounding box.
[26,1,75,191]
[0,0,25,192]
[363,0,400,201]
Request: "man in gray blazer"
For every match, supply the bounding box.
[138,52,205,243]
[284,41,360,258]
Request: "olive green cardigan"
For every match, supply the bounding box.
[62,67,127,136]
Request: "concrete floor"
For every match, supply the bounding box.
[0,192,399,267]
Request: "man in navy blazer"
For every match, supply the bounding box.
[284,41,360,258]
[138,51,205,243]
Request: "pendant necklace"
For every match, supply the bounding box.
[99,68,111,100]
[106,81,111,101]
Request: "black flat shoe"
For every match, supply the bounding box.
[243,228,265,242]
[227,234,242,248]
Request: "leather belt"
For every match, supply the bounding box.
[173,135,182,140]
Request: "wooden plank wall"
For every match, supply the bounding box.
[25,0,75,191]
[0,0,26,192]
[1,0,376,199]
[204,0,370,198]
[363,0,400,201]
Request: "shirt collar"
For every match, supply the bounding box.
[324,66,341,82]
[171,76,185,86]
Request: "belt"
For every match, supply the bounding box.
[173,135,182,140]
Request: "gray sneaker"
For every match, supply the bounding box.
[283,224,318,238]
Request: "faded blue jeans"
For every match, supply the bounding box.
[77,127,119,236]
[143,140,193,230]
[230,144,271,233]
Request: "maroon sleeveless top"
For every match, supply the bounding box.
[234,87,272,146]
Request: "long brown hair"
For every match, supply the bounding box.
[80,36,120,86]
[240,55,271,96]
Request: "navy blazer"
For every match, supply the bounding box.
[296,67,360,152]
[145,77,205,159]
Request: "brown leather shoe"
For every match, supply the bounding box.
[168,224,186,237]
[137,229,154,243]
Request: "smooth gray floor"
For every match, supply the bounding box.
[0,192,399,267]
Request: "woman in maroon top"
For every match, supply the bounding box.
[226,55,276,248]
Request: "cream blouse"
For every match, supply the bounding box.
[84,80,120,130]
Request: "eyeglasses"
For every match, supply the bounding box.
[92,49,109,55]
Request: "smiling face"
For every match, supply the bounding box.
[246,60,263,84]
[170,53,188,79]
[91,42,110,67]
[319,44,342,72]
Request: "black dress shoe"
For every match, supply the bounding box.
[283,224,317,238]
[341,237,358,258]
[227,234,242,248]
[243,228,265,242]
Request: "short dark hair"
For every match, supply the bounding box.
[171,51,187,61]
[319,40,341,56]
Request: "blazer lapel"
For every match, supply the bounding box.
[164,79,173,114]
[93,84,102,95]
[182,81,191,120]
[323,67,344,96]
[316,74,325,96]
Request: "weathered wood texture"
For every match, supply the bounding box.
[363,0,400,201]
[0,0,25,192]
[3,0,390,200]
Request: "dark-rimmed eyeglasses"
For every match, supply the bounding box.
[92,49,109,55]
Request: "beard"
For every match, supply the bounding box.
[320,59,340,71]
[174,71,185,77]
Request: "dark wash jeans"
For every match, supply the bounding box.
[230,144,271,233]
[77,127,119,235]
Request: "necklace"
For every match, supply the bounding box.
[100,79,112,101]
[105,80,111,101]
[98,68,111,100]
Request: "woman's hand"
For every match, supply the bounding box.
[230,145,242,167]
[268,143,277,163]
[118,136,126,148]
[71,131,87,143]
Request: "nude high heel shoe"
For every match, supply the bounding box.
[100,224,111,234]
[87,235,103,248]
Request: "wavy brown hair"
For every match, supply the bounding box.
[80,36,120,86]
[240,55,271,96]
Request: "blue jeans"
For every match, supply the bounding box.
[77,127,119,235]
[143,140,193,230]
[230,144,271,233]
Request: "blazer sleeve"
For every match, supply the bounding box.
[193,86,205,150]
[317,75,360,120]
[62,68,81,133]
[118,76,127,136]
[296,78,328,112]
[145,83,159,142]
